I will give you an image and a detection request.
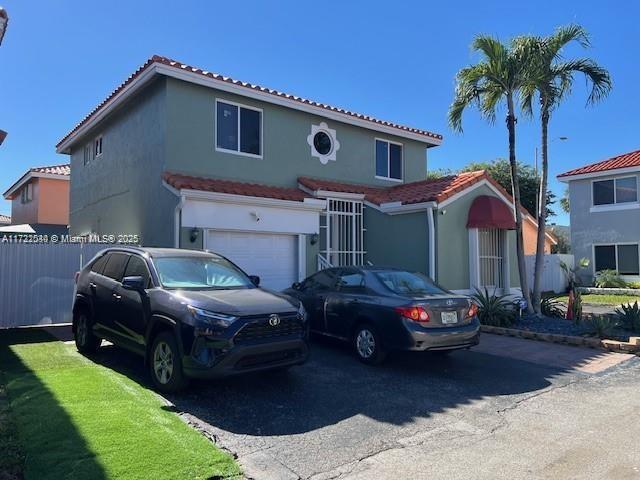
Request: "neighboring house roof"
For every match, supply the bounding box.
[0,214,10,225]
[3,163,70,199]
[56,55,443,154]
[558,149,640,180]
[163,172,308,202]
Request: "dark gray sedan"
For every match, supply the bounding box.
[283,266,480,364]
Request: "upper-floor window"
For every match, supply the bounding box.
[20,182,33,204]
[594,243,639,275]
[94,136,103,158]
[83,144,93,165]
[375,139,403,181]
[215,100,262,157]
[593,176,637,206]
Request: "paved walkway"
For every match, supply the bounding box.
[474,333,633,374]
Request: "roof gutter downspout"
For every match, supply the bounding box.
[162,180,184,248]
[427,207,436,280]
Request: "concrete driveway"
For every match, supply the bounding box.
[89,332,638,479]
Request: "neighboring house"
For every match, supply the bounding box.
[56,55,523,294]
[558,149,640,283]
[522,213,557,255]
[1,164,70,235]
[0,213,10,225]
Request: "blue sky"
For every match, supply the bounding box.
[0,0,637,225]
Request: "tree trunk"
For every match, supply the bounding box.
[532,108,550,314]
[506,93,533,314]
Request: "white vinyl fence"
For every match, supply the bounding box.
[0,243,106,328]
[525,253,574,294]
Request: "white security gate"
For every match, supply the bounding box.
[0,243,106,328]
[478,228,504,289]
[206,230,298,291]
[320,198,365,267]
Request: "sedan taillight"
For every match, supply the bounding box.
[396,306,430,323]
[466,303,479,319]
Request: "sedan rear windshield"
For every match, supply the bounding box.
[374,270,446,296]
[154,256,254,289]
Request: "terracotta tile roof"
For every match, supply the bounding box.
[299,170,491,206]
[558,149,640,178]
[57,55,442,150]
[163,172,309,202]
[30,164,70,176]
[0,214,10,224]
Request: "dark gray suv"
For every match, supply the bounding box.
[72,247,309,392]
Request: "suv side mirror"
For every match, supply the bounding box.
[122,276,146,292]
[291,282,301,290]
[249,275,260,287]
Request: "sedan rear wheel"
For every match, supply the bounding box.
[354,325,386,365]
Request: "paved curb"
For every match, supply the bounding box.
[480,325,640,355]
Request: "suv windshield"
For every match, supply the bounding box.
[154,256,254,289]
[374,270,446,295]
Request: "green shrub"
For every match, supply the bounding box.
[595,270,628,288]
[540,296,565,318]
[471,288,515,327]
[627,281,640,290]
[584,315,619,339]
[615,301,640,333]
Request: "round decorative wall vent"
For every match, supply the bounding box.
[307,122,340,164]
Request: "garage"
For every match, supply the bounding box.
[206,230,299,291]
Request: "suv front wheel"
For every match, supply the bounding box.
[149,332,188,393]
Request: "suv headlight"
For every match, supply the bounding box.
[297,302,307,320]
[187,305,238,329]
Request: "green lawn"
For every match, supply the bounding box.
[554,294,640,307]
[0,329,240,480]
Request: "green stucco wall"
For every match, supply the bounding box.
[364,207,429,274]
[69,78,178,246]
[165,78,429,188]
[436,184,521,291]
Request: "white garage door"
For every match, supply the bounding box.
[206,230,298,291]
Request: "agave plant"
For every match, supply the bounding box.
[540,296,565,318]
[615,301,640,333]
[471,288,515,327]
[584,315,619,339]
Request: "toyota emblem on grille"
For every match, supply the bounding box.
[268,314,281,327]
[446,299,455,306]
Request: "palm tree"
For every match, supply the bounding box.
[449,36,534,314]
[518,25,611,314]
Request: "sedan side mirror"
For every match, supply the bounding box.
[291,282,301,290]
[249,275,260,287]
[122,275,146,292]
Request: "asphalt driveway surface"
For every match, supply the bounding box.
[88,332,638,480]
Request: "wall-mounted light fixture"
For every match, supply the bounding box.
[440,209,447,216]
[310,233,319,245]
[190,228,199,243]
[250,211,261,222]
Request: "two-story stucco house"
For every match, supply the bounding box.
[1,164,70,235]
[56,55,522,293]
[559,149,640,283]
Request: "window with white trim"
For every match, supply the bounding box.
[375,139,402,180]
[20,182,33,204]
[94,136,103,158]
[216,100,262,157]
[593,176,637,206]
[594,244,640,275]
